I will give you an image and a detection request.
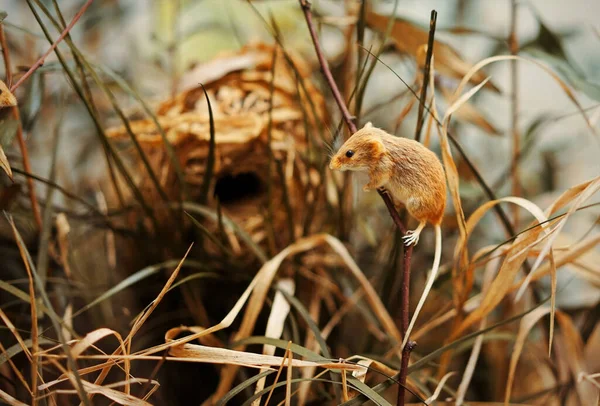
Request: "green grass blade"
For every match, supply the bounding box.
[199,83,216,205]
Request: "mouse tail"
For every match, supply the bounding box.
[401,224,442,350]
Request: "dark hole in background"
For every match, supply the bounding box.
[213,172,264,204]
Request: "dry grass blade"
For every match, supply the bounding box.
[87,246,192,399]
[252,279,295,405]
[555,313,597,404]
[504,306,551,405]
[0,142,12,179]
[264,343,291,406]
[55,375,152,406]
[38,329,126,391]
[450,197,548,334]
[456,253,501,405]
[6,214,89,405]
[150,234,399,400]
[168,343,354,371]
[72,259,198,321]
[424,371,456,405]
[286,343,293,405]
[0,317,32,395]
[0,388,28,406]
[520,177,600,293]
[126,245,192,341]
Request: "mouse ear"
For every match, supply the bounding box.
[369,138,386,158]
[364,122,373,129]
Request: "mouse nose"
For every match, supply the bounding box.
[328,159,336,170]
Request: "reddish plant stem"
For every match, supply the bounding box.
[299,0,357,134]
[397,340,417,406]
[0,25,43,230]
[414,10,437,142]
[401,245,413,336]
[298,2,415,405]
[0,25,12,87]
[10,0,93,93]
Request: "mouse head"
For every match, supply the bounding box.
[329,122,386,172]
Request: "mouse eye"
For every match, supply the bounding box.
[345,150,355,158]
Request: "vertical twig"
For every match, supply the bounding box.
[397,341,417,406]
[0,25,43,230]
[298,3,416,405]
[414,10,437,142]
[0,24,12,87]
[509,0,520,226]
[299,0,357,134]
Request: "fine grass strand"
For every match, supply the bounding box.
[216,370,275,405]
[185,211,237,258]
[199,83,216,205]
[26,0,160,233]
[6,214,90,406]
[181,202,268,263]
[71,259,207,321]
[278,289,341,403]
[35,107,62,287]
[38,0,175,219]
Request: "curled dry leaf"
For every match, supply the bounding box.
[0,80,17,107]
[364,10,500,92]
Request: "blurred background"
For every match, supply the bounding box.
[1,0,599,405]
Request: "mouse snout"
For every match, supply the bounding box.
[329,156,338,170]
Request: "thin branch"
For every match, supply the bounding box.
[299,0,357,134]
[0,24,13,87]
[10,0,93,93]
[414,10,437,142]
[397,341,417,406]
[298,3,416,406]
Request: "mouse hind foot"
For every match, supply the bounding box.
[402,221,426,246]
